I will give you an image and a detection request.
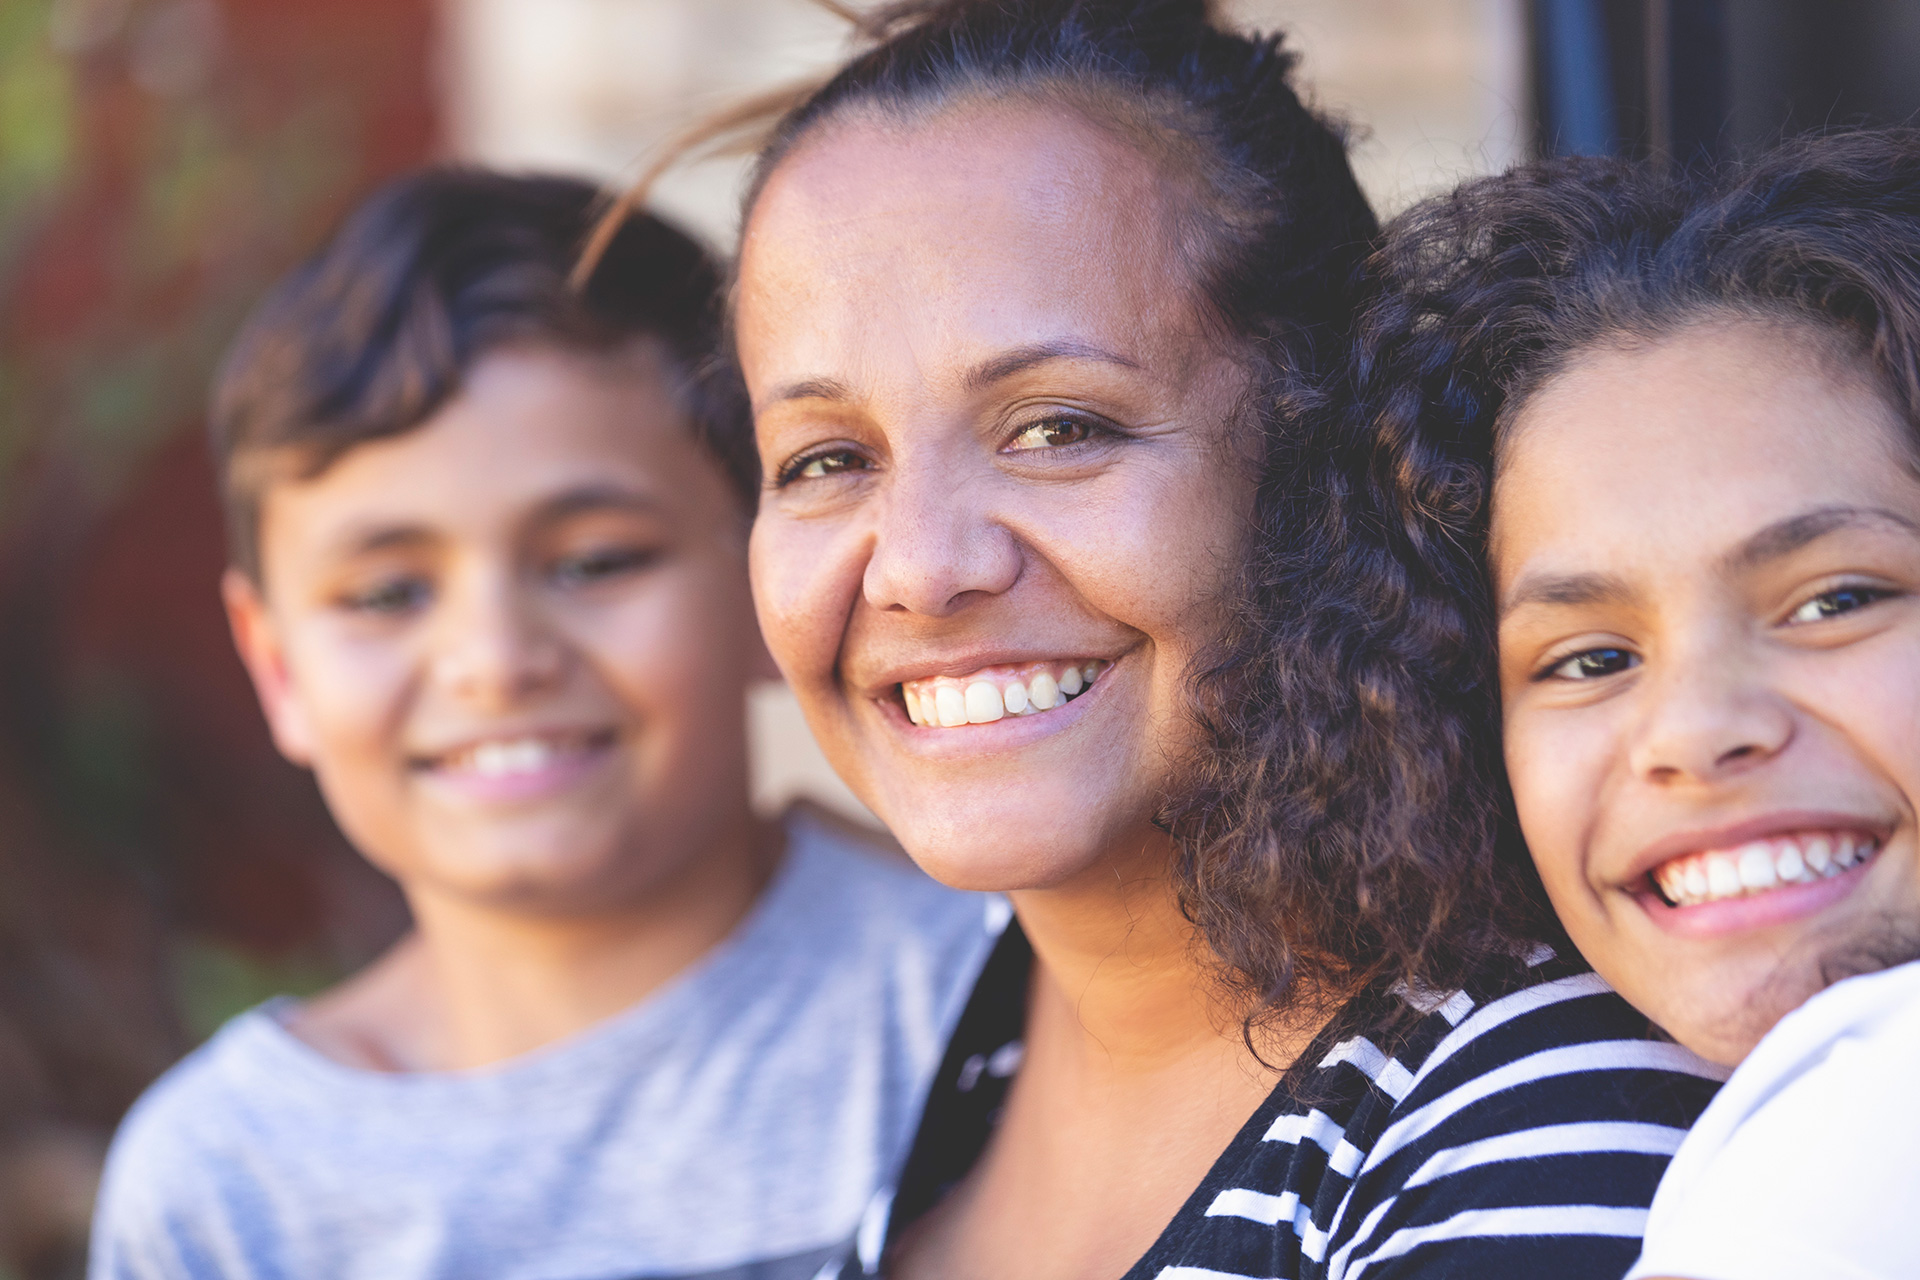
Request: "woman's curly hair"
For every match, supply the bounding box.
[1177,128,1920,1064]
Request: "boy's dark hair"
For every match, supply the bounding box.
[211,168,753,581]
[1211,129,1920,1056]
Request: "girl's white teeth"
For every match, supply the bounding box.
[902,661,1108,728]
[1652,831,1879,907]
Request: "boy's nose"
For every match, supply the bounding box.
[432,575,566,708]
[1627,650,1794,786]
[860,465,1021,617]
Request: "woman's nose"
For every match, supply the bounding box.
[1627,646,1794,786]
[861,464,1022,617]
[431,570,566,709]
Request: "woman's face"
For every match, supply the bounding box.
[1494,321,1920,1065]
[735,101,1253,892]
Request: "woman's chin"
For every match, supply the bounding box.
[884,804,1153,894]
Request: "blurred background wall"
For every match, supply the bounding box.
[1,0,1917,1273]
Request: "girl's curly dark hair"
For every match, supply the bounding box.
[1183,128,1920,1061]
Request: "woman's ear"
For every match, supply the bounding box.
[222,567,316,767]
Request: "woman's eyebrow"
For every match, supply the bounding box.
[963,340,1140,391]
[767,376,855,406]
[1726,504,1920,571]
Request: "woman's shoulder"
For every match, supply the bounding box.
[1141,955,1728,1280]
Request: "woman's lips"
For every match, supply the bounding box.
[900,658,1110,728]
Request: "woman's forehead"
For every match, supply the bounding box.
[735,100,1202,374]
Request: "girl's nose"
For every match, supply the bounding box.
[1627,646,1794,786]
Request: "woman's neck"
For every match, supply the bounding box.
[291,812,780,1073]
[1008,832,1256,1072]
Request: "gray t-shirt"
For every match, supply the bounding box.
[90,813,995,1280]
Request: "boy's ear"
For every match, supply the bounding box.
[222,568,316,767]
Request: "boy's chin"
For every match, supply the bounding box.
[390,835,657,916]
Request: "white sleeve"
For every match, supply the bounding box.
[1629,979,1920,1280]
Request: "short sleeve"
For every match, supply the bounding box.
[1628,1028,1920,1280]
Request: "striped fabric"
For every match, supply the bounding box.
[834,920,1726,1280]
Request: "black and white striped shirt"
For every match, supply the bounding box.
[835,917,1725,1280]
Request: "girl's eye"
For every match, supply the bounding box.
[1787,585,1893,624]
[778,447,869,486]
[1545,647,1639,681]
[1006,415,1098,452]
[553,546,660,588]
[342,577,430,615]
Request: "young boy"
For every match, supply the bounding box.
[1360,132,1920,1279]
[89,169,994,1280]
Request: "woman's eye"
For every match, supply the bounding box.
[1787,585,1893,624]
[342,577,430,615]
[553,546,660,588]
[1545,647,1639,681]
[1006,415,1097,452]
[779,448,869,485]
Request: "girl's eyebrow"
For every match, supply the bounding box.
[1725,504,1920,571]
[1500,570,1633,620]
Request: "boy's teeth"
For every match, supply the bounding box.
[464,738,556,777]
[1652,830,1880,907]
[901,660,1109,730]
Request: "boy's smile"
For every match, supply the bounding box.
[1493,320,1920,1065]
[225,342,768,916]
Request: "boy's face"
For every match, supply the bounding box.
[226,343,764,915]
[1493,321,1920,1066]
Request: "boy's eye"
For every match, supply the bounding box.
[342,577,430,615]
[552,546,660,587]
[1545,647,1639,681]
[778,447,869,486]
[1006,414,1099,452]
[1786,585,1893,624]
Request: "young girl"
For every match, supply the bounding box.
[1346,130,1920,1278]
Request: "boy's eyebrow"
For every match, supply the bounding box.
[537,484,665,520]
[1724,504,1920,571]
[332,524,435,557]
[1500,570,1635,620]
[764,340,1139,406]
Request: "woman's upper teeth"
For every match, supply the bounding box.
[1652,831,1879,907]
[902,660,1109,728]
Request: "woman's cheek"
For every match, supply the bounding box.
[749,513,849,686]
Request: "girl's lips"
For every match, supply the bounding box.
[1633,853,1878,939]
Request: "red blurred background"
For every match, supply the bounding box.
[1,2,432,1270]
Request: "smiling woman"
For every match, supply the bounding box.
[604,2,1733,1278]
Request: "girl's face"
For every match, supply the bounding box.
[733,101,1253,892]
[1494,321,1920,1065]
